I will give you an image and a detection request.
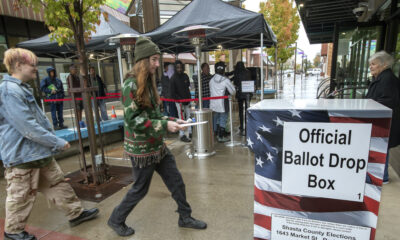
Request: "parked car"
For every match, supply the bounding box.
[307,68,322,75]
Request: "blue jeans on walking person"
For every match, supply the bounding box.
[50,102,64,127]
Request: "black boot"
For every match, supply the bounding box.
[107,219,135,236]
[217,126,222,142]
[214,124,219,136]
[69,208,99,227]
[178,215,207,229]
[4,231,36,240]
[218,127,229,142]
[223,128,230,137]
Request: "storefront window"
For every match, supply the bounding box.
[393,22,400,78]
[0,34,8,83]
[7,36,29,48]
[335,26,382,98]
[55,63,73,92]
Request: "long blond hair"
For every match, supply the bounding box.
[125,58,161,108]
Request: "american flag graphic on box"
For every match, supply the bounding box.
[246,99,392,240]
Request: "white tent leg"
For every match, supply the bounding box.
[260,33,264,101]
[97,58,102,77]
[117,47,124,88]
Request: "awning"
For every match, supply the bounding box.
[17,12,139,58]
[144,0,276,54]
[295,0,359,44]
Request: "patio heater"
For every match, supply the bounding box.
[106,33,139,86]
[173,25,219,158]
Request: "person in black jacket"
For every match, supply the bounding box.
[161,62,170,116]
[170,60,192,142]
[67,64,85,128]
[193,63,212,109]
[161,62,178,117]
[232,61,252,136]
[89,66,109,121]
[366,51,400,184]
[40,67,67,130]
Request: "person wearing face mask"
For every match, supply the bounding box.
[366,50,400,184]
[89,66,109,121]
[160,62,178,117]
[67,64,85,128]
[40,67,67,130]
[107,37,206,237]
[193,63,212,109]
[209,62,236,142]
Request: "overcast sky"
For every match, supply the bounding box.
[243,0,321,60]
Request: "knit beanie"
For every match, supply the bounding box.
[134,36,161,62]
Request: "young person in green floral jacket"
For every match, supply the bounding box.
[107,37,207,237]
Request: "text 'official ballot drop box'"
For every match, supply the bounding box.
[247,99,391,240]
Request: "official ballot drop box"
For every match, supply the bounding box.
[247,99,391,240]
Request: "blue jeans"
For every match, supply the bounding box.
[384,150,389,182]
[202,100,210,109]
[169,101,178,118]
[93,99,109,121]
[214,112,227,131]
[162,101,169,116]
[197,100,210,109]
[98,99,109,121]
[50,102,64,127]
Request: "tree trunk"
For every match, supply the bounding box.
[74,13,106,185]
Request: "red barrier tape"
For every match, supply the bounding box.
[43,93,228,103]
[160,96,228,103]
[43,95,120,102]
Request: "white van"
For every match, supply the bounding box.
[307,68,321,75]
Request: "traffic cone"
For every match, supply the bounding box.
[111,106,117,119]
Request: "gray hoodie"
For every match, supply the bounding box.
[209,74,236,113]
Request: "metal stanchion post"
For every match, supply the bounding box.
[225,96,241,147]
[41,99,45,113]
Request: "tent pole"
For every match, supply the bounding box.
[117,47,124,88]
[275,46,278,91]
[195,44,203,110]
[260,33,264,100]
[97,58,102,77]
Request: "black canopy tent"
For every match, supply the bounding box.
[17,13,140,58]
[144,0,277,54]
